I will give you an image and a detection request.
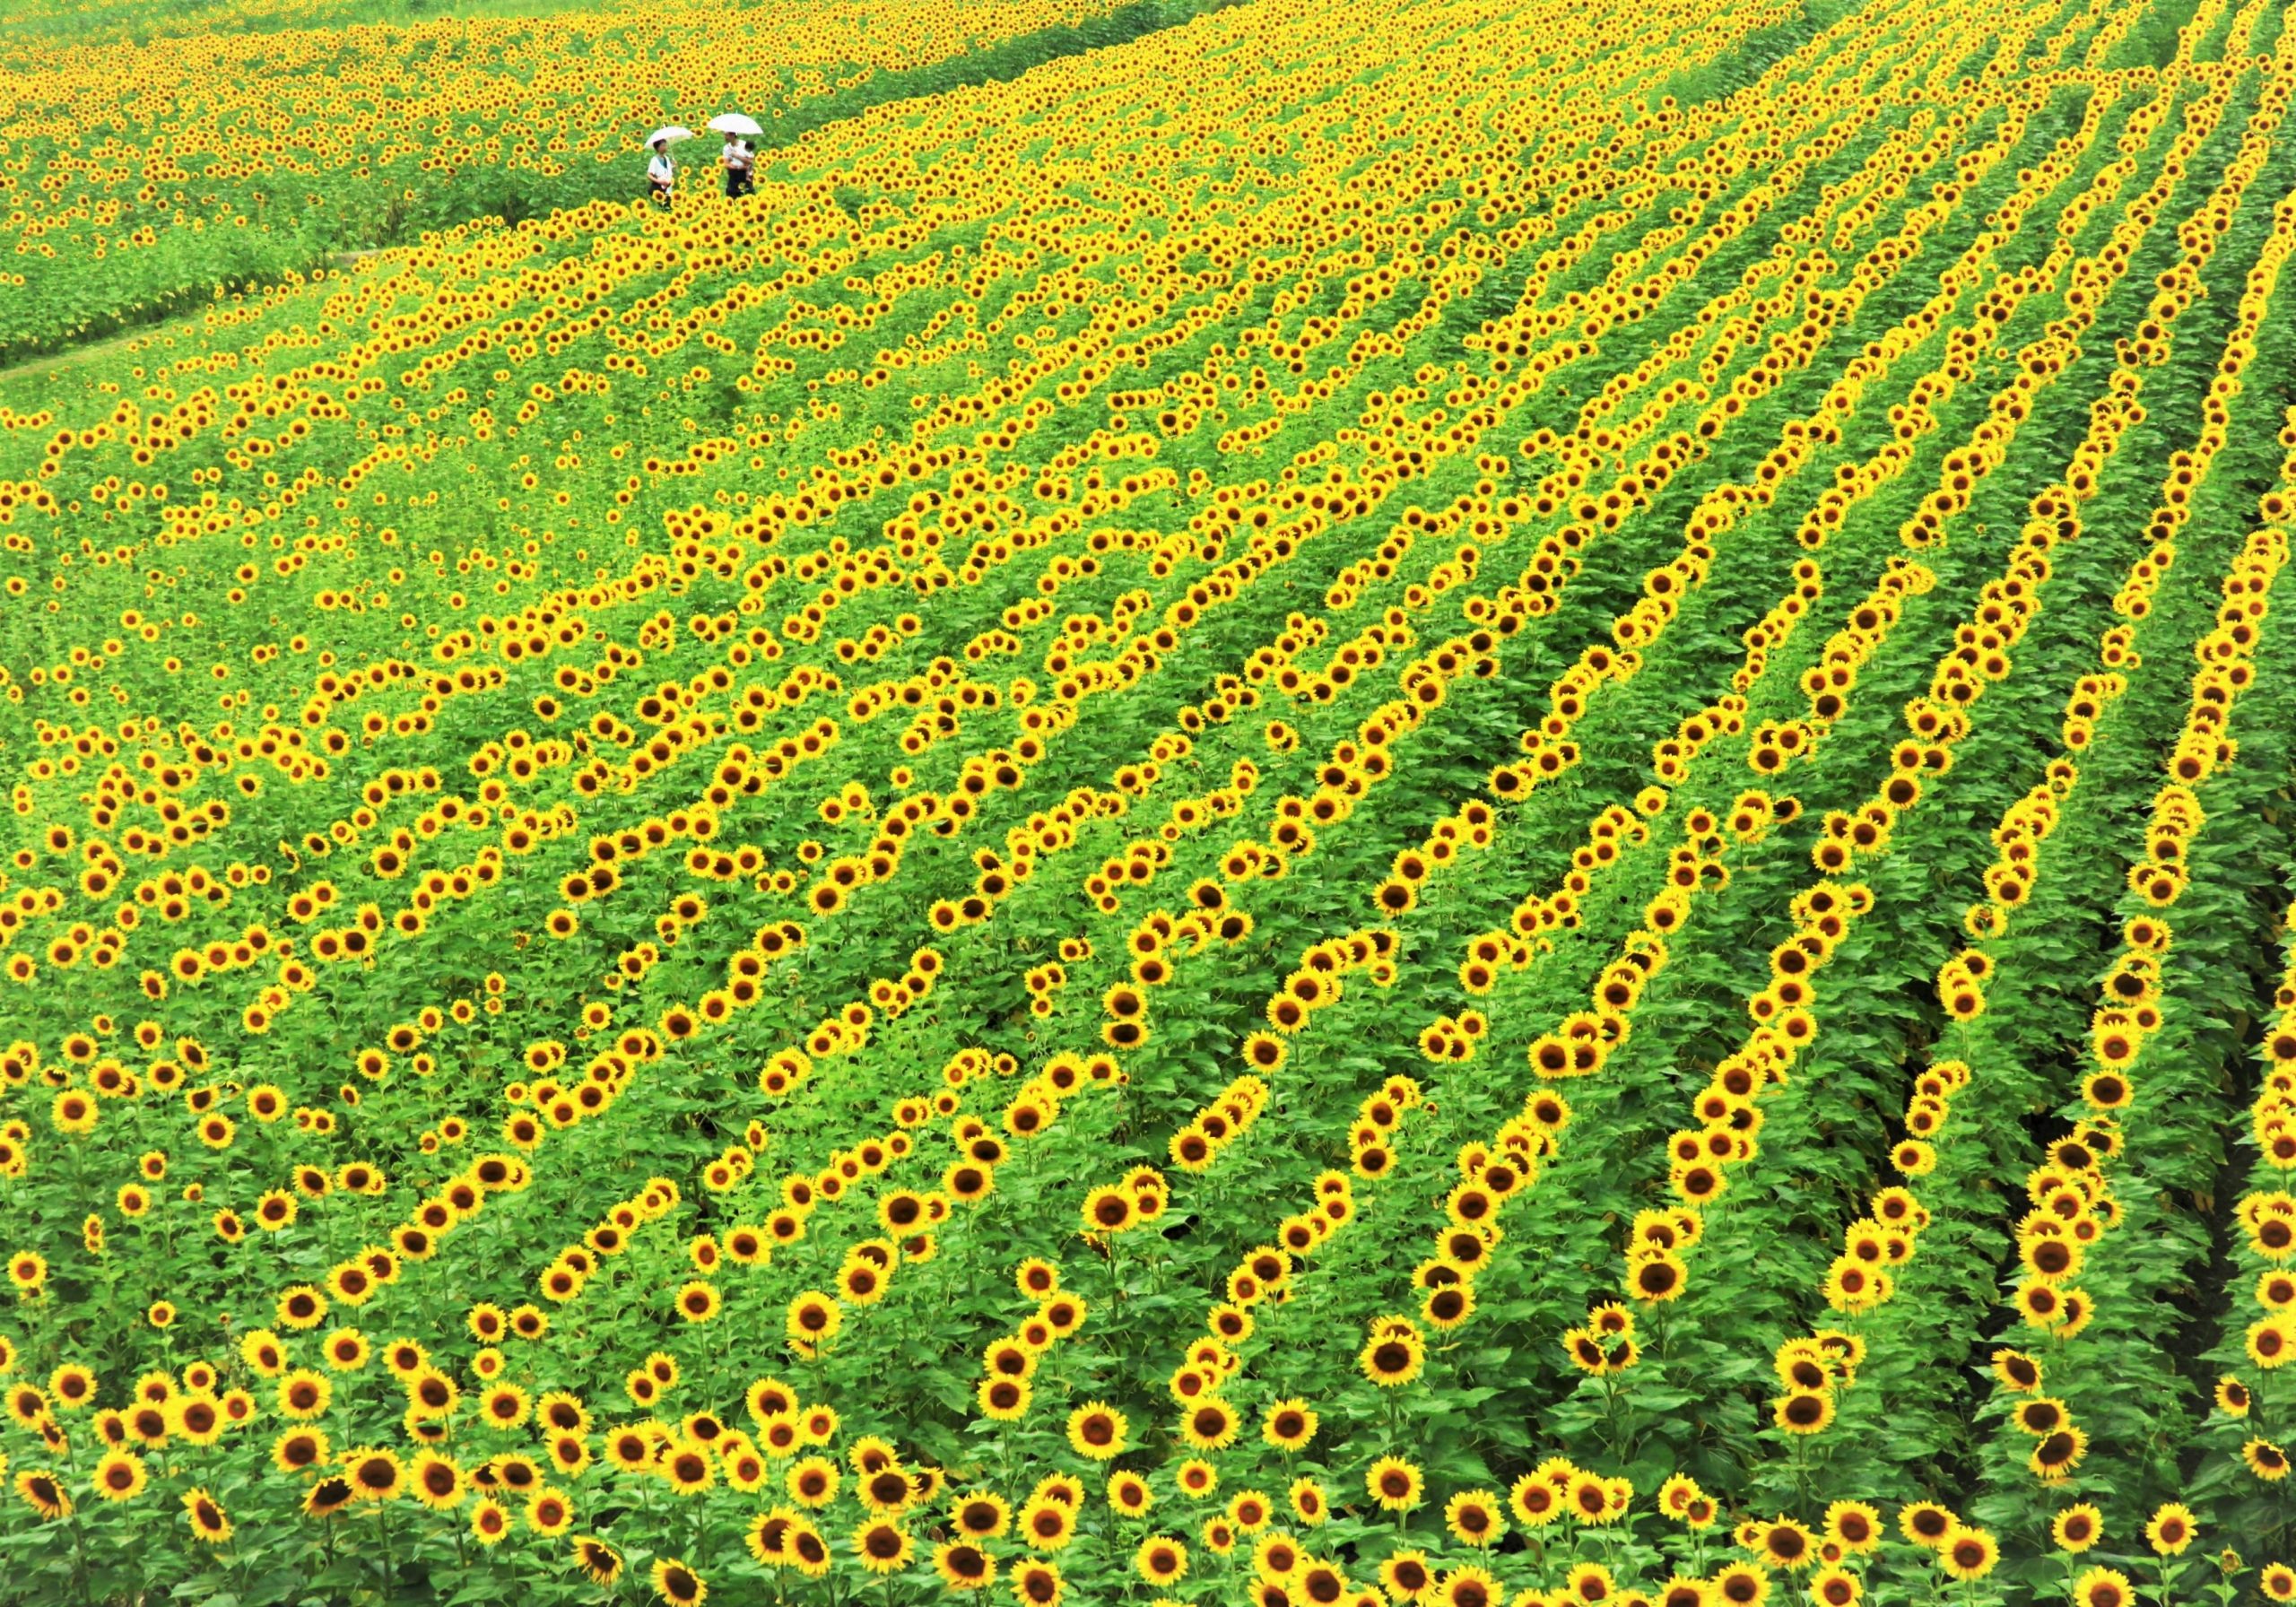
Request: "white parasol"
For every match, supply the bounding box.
[708,113,764,137]
[644,126,695,150]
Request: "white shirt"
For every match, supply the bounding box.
[724,140,753,170]
[648,152,675,186]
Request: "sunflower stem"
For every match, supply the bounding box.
[378,1501,395,1596]
[66,1510,95,1607]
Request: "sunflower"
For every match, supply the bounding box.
[675,1281,722,1323]
[406,1368,460,1420]
[1081,1186,1137,1233]
[1567,1561,1621,1605]
[1756,1518,1815,1570]
[962,1368,1029,1422]
[1809,1568,1858,1607]
[526,1487,573,1536]
[652,1558,708,1605]
[1441,1566,1500,1607]
[1012,1258,1060,1299]
[745,1377,798,1426]
[573,1536,623,1587]
[1939,1526,1997,1581]
[1358,1321,1426,1387]
[1040,1293,1088,1338]
[746,1510,796,1568]
[320,1328,370,1373]
[182,1488,232,1543]
[170,1394,223,1446]
[1659,1577,1711,1607]
[2246,1438,2291,1481]
[2030,1426,2088,1481]
[787,1291,844,1350]
[2012,1394,2067,1437]
[276,1285,328,1330]
[1065,1402,1128,1460]
[346,1447,405,1502]
[1509,1471,1562,1527]
[273,1427,330,1475]
[951,1490,1010,1538]
[92,1452,148,1501]
[1366,1456,1422,1512]
[410,1453,465,1509]
[1629,1249,1687,1303]
[47,1364,95,1412]
[1773,1389,1833,1434]
[1011,1560,1064,1607]
[1226,1489,1272,1533]
[1822,1499,1880,1554]
[1705,1562,1767,1607]
[662,1443,716,1496]
[1564,1327,1624,1376]
[1899,1502,1956,1550]
[1135,1534,1189,1586]
[1444,1490,1504,1548]
[851,1518,912,1574]
[2055,1287,2095,1339]
[785,1455,838,1508]
[1020,1496,1076,1552]
[6,1253,47,1296]
[2052,1504,2102,1553]
[1373,1548,1432,1603]
[478,1382,529,1430]
[935,1541,996,1591]
[1252,1533,1304,1585]
[1565,1470,1622,1525]
[1180,1398,1239,1451]
[2074,1568,2133,1607]
[719,1440,766,1492]
[2144,1502,2195,1556]
[857,1463,915,1516]
[15,1469,70,1521]
[1989,1349,2042,1392]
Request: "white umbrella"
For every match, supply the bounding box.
[708,113,764,137]
[644,126,695,150]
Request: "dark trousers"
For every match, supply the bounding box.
[726,169,753,198]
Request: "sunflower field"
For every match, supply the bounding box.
[4,0,2296,1600]
[0,0,1191,362]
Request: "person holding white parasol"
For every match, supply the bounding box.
[644,126,692,208]
[711,113,762,199]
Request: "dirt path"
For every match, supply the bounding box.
[0,325,162,386]
[0,247,402,387]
